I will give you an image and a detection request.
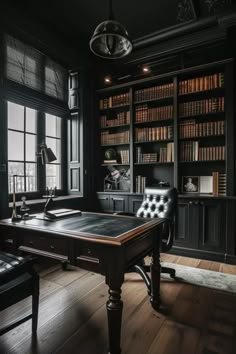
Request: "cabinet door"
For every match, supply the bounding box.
[110,195,128,213]
[97,193,110,212]
[198,200,226,252]
[128,195,143,214]
[174,199,198,249]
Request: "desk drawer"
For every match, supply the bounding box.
[76,241,100,260]
[21,235,68,256]
[75,241,101,272]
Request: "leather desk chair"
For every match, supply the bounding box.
[0,251,39,336]
[128,186,178,293]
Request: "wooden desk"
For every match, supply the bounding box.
[0,212,166,354]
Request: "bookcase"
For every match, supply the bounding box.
[97,59,233,196]
[96,58,235,263]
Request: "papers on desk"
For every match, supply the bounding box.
[35,209,81,221]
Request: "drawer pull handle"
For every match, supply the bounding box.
[29,241,34,245]
[87,249,91,255]
[50,245,55,250]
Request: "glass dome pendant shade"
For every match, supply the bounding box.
[89,0,132,59]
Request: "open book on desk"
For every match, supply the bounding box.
[37,208,82,220]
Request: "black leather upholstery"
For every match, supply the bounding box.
[133,187,177,288]
[0,251,39,336]
[136,187,177,219]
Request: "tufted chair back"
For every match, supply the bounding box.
[136,186,177,252]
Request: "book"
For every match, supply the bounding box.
[103,160,117,164]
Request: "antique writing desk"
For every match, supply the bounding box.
[0,212,166,354]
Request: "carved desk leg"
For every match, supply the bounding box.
[106,287,123,354]
[150,240,161,310]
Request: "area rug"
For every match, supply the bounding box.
[161,262,236,294]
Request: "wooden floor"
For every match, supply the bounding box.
[0,254,236,354]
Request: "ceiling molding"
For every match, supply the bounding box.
[123,26,227,66]
[133,16,217,49]
[201,0,232,15]
[177,0,197,23]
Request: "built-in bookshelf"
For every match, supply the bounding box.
[97,59,232,196]
[177,67,226,194]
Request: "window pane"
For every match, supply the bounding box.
[8,131,24,160]
[46,164,61,189]
[46,114,61,138]
[8,162,24,193]
[8,102,24,131]
[26,108,37,133]
[46,137,61,163]
[26,163,37,191]
[45,59,68,101]
[26,134,36,161]
[6,35,41,91]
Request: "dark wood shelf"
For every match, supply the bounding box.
[100,124,130,130]
[134,95,173,105]
[134,139,173,144]
[178,111,225,120]
[178,87,224,98]
[135,162,173,165]
[179,134,225,141]
[180,160,225,163]
[134,118,173,125]
[101,163,130,166]
[101,143,130,147]
[99,104,130,112]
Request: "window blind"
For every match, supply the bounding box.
[5,34,68,102]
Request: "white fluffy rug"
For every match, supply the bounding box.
[161,262,236,294]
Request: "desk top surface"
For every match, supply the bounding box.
[0,212,165,245]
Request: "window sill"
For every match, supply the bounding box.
[9,194,82,208]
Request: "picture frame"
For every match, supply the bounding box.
[199,176,213,194]
[182,176,199,193]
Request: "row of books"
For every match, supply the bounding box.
[179,97,224,117]
[135,126,173,142]
[179,72,224,95]
[119,149,129,164]
[136,147,158,163]
[159,143,174,162]
[180,141,225,161]
[136,175,147,194]
[135,104,173,122]
[100,111,130,128]
[179,119,225,138]
[99,93,130,109]
[101,131,130,145]
[136,142,174,163]
[134,83,174,102]
[212,172,226,196]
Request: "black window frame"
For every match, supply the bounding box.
[7,98,68,202]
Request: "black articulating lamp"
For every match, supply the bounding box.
[89,0,132,59]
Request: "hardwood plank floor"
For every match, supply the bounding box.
[0,255,236,354]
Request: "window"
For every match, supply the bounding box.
[5,34,68,102]
[8,101,63,195]
[8,102,37,193]
[45,114,62,189]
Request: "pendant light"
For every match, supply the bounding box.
[89,0,132,59]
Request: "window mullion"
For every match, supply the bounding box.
[37,111,45,193]
[24,106,26,192]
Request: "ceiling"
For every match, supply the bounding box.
[5,0,189,48]
[3,0,234,68]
